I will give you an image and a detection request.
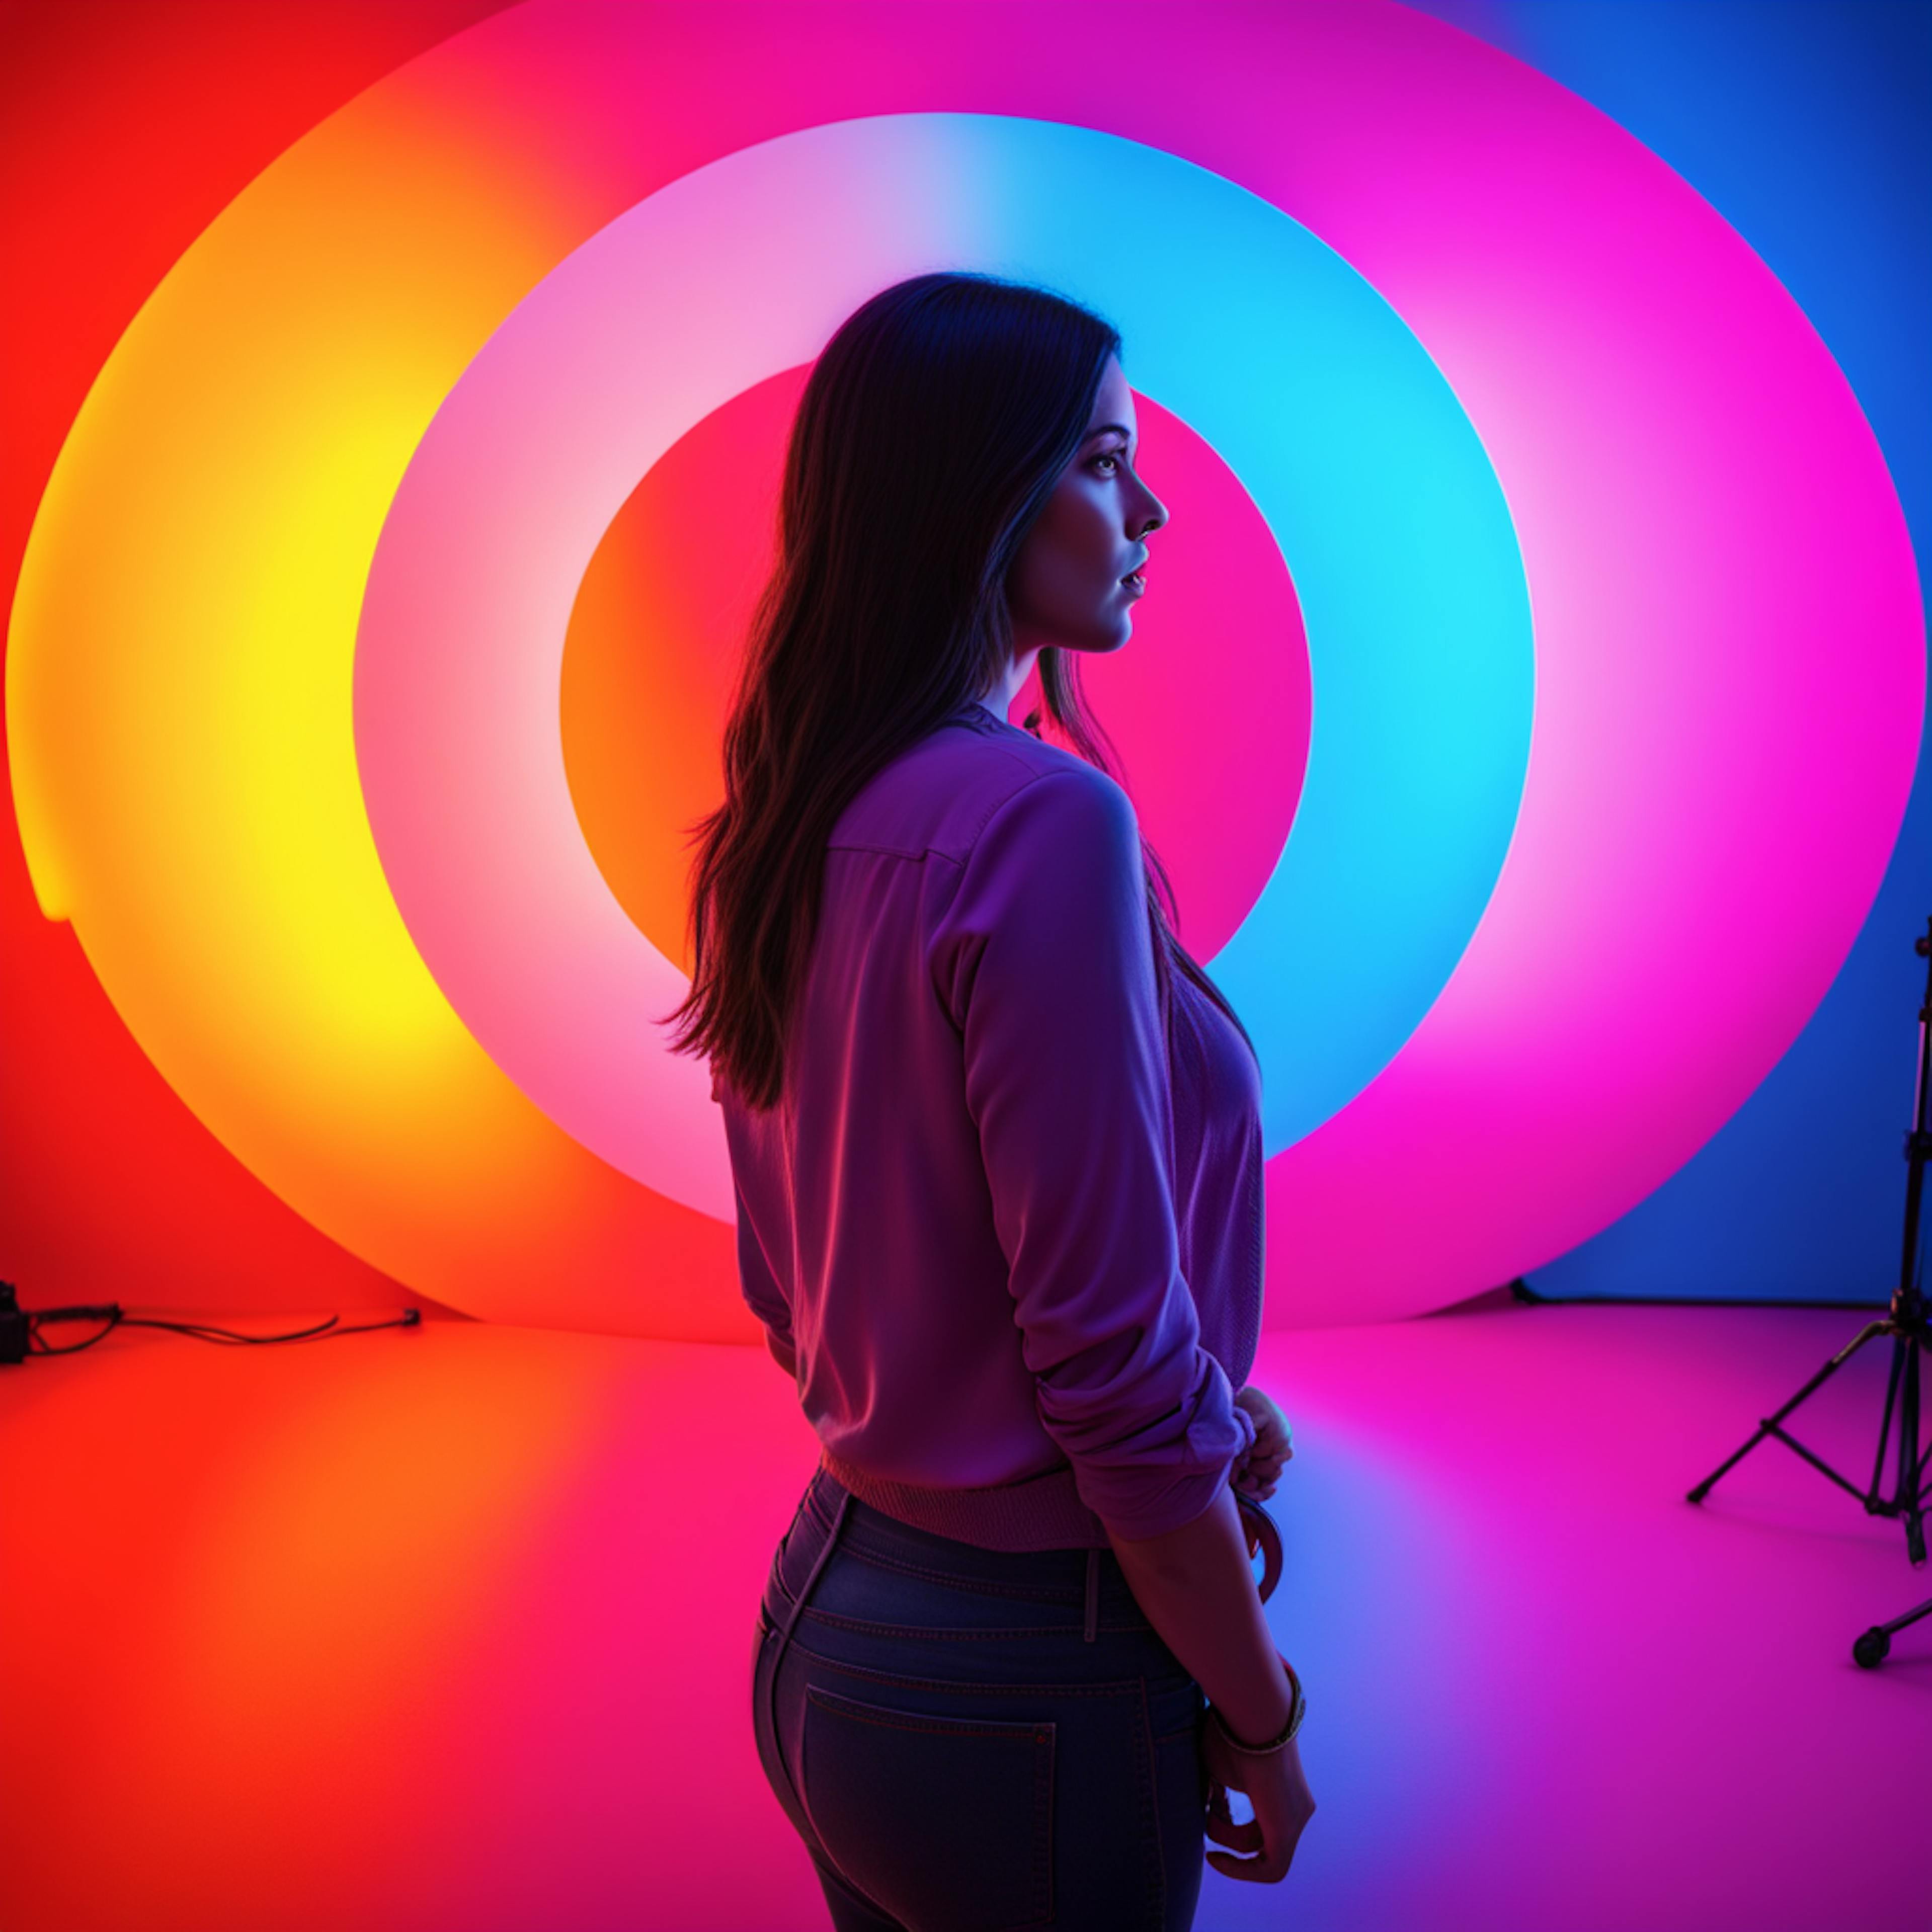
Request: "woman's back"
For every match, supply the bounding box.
[716,697,1265,1554]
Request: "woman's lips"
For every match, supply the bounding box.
[1120,571,1146,595]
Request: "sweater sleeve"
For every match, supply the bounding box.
[927,767,1255,1540]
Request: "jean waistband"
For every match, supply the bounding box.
[817,1443,1111,1552]
[790,1466,1151,1618]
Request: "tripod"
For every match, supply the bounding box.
[1686,916,1932,1613]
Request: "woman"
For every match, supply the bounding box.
[665,272,1314,1929]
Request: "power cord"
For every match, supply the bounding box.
[0,1279,421,1363]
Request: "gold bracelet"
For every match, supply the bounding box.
[1207,1654,1306,1754]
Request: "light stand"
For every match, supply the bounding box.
[1686,917,1932,1608]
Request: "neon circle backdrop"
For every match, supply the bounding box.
[8,2,1922,1335]
[355,111,1534,1211]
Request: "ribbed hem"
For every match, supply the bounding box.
[819,1444,1112,1551]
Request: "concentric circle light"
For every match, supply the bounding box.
[9,2,1921,1333]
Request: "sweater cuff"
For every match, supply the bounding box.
[1093,1463,1235,1542]
[1088,1392,1257,1543]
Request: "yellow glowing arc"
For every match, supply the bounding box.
[5,72,746,1340]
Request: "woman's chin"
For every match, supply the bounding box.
[1042,623,1132,658]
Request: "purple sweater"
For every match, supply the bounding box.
[714,697,1265,1550]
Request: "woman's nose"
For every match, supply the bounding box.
[1136,480,1169,536]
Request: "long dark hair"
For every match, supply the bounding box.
[661,271,1252,1111]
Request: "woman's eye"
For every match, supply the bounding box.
[1093,452,1122,475]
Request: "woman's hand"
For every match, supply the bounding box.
[1232,1384,1293,1502]
[1202,1719,1316,1884]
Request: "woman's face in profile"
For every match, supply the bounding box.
[1007,353,1169,659]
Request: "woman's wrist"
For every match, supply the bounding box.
[1209,1653,1305,1753]
[1206,1654,1296,1748]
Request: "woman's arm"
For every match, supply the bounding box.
[1108,1483,1317,1885]
[1106,1483,1291,1742]
[929,767,1312,1877]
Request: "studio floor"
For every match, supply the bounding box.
[5,1290,1928,1932]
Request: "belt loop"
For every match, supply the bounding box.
[1083,1546,1099,1643]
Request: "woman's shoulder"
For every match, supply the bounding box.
[950,708,1139,828]
[832,709,1131,861]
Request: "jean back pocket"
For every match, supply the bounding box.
[801,1683,1055,1930]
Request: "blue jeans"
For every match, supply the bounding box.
[752,1466,1210,1930]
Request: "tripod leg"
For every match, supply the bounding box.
[1870,1332,1906,1500]
[1853,1591,1932,1669]
[1900,1339,1926,1566]
[1687,1321,1891,1504]
[1881,1593,1932,1639]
